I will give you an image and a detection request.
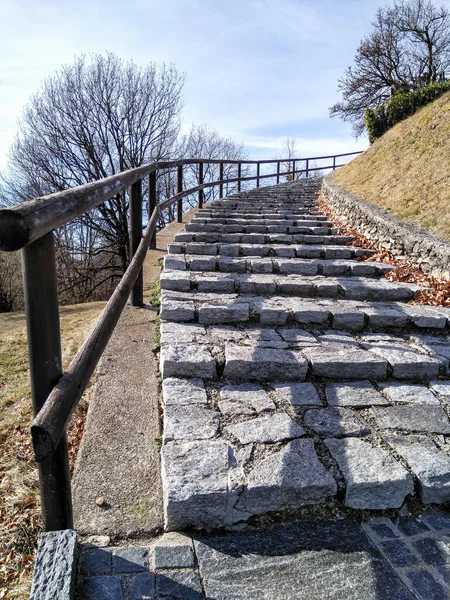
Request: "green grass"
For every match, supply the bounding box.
[334,90,450,241]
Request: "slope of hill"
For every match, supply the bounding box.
[334,90,450,242]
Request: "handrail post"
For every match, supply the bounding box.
[333,156,336,170]
[148,171,157,249]
[292,159,296,181]
[219,162,224,198]
[22,233,73,531]
[277,161,280,184]
[256,163,260,188]
[237,163,241,192]
[305,159,309,178]
[177,165,183,223]
[198,162,204,208]
[130,180,143,307]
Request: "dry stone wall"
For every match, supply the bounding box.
[322,174,450,280]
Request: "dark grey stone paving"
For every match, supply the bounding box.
[193,521,414,600]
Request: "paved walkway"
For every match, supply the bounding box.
[76,512,450,599]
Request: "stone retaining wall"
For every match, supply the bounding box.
[321,174,450,280]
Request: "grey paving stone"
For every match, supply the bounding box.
[318,332,360,347]
[384,436,450,504]
[194,521,414,600]
[363,521,399,539]
[164,405,220,443]
[304,407,370,437]
[219,256,246,272]
[424,511,450,532]
[132,573,155,600]
[236,439,337,514]
[379,539,418,567]
[153,545,195,569]
[338,278,418,302]
[189,256,217,271]
[379,383,440,405]
[412,537,450,566]
[277,259,318,275]
[160,299,195,322]
[364,306,409,329]
[239,275,277,295]
[250,258,274,273]
[292,302,330,324]
[303,345,388,379]
[162,378,208,407]
[277,277,314,296]
[391,517,430,536]
[430,380,450,397]
[160,345,216,379]
[160,271,191,292]
[225,413,305,444]
[196,274,236,293]
[186,242,218,255]
[30,530,77,600]
[79,576,123,600]
[270,382,322,406]
[326,381,388,407]
[219,243,240,256]
[79,548,112,575]
[219,384,275,417]
[160,322,206,346]
[365,344,441,380]
[277,329,318,346]
[332,309,365,331]
[112,547,148,573]
[198,302,250,324]
[404,568,449,600]
[156,571,204,599]
[371,405,450,434]
[223,346,308,380]
[164,255,186,270]
[324,438,414,509]
[162,440,234,530]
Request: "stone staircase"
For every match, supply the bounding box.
[159,179,450,532]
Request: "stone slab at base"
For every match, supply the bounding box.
[30,529,77,600]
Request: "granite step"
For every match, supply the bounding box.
[159,323,446,382]
[164,254,392,278]
[197,211,329,219]
[185,222,339,235]
[170,233,356,247]
[160,373,450,530]
[160,292,450,331]
[169,241,373,259]
[160,271,422,302]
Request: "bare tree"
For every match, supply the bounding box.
[330,0,450,136]
[1,53,184,276]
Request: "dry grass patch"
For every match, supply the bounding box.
[0,301,104,599]
[334,91,450,241]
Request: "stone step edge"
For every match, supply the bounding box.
[169,240,369,255]
[160,272,422,302]
[160,292,450,330]
[164,255,392,278]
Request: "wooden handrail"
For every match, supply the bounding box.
[0,149,362,531]
[0,152,362,251]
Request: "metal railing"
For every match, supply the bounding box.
[0,150,362,531]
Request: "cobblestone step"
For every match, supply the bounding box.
[160,292,450,330]
[172,233,356,246]
[159,374,450,530]
[159,323,447,382]
[197,210,328,219]
[160,271,421,302]
[185,222,339,234]
[164,254,392,278]
[169,240,369,257]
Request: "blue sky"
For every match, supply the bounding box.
[1,0,437,170]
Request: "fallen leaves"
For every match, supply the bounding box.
[318,194,450,307]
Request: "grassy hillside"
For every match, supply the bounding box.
[334,90,450,241]
[0,302,104,599]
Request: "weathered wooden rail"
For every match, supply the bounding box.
[0,151,361,531]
